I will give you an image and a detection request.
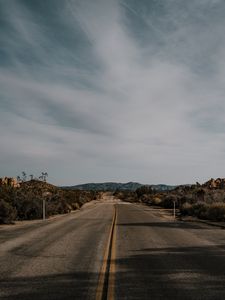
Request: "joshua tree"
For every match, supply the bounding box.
[22,172,27,182]
[17,176,21,183]
[42,172,48,182]
[29,174,34,181]
[44,172,48,182]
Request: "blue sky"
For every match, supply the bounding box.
[0,0,225,185]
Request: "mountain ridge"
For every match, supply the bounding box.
[61,182,176,191]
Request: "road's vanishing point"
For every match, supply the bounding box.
[1,194,225,300]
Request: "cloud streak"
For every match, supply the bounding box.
[0,0,225,185]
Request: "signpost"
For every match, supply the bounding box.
[42,192,51,221]
[43,198,46,220]
[173,200,176,219]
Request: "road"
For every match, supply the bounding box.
[1,195,225,300]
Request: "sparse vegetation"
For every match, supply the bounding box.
[114,178,225,222]
[1,176,225,224]
[0,179,100,224]
[0,198,17,224]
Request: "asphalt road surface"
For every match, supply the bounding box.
[1,196,225,300]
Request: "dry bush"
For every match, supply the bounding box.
[180,202,193,216]
[160,195,178,208]
[191,201,209,219]
[0,199,17,224]
[151,196,162,206]
[181,201,225,221]
[206,202,225,221]
[0,181,99,222]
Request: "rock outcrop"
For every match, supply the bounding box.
[202,178,225,189]
[0,177,20,188]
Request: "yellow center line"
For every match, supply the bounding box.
[107,207,117,300]
[95,204,117,300]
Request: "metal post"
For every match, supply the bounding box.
[42,191,51,220]
[43,198,46,220]
[173,201,176,219]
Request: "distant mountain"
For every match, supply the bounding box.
[61,182,176,192]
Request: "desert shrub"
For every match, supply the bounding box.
[140,194,152,204]
[0,199,17,224]
[204,191,214,203]
[46,201,58,216]
[191,201,208,219]
[212,190,224,202]
[180,201,225,221]
[136,186,153,198]
[151,196,162,206]
[16,197,42,220]
[0,180,101,222]
[55,199,71,214]
[206,202,225,221]
[195,189,205,201]
[161,195,178,208]
[180,202,193,216]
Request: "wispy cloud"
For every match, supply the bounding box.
[0,0,225,185]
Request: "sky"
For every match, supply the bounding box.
[0,0,225,186]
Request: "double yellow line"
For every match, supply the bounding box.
[95,205,117,300]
